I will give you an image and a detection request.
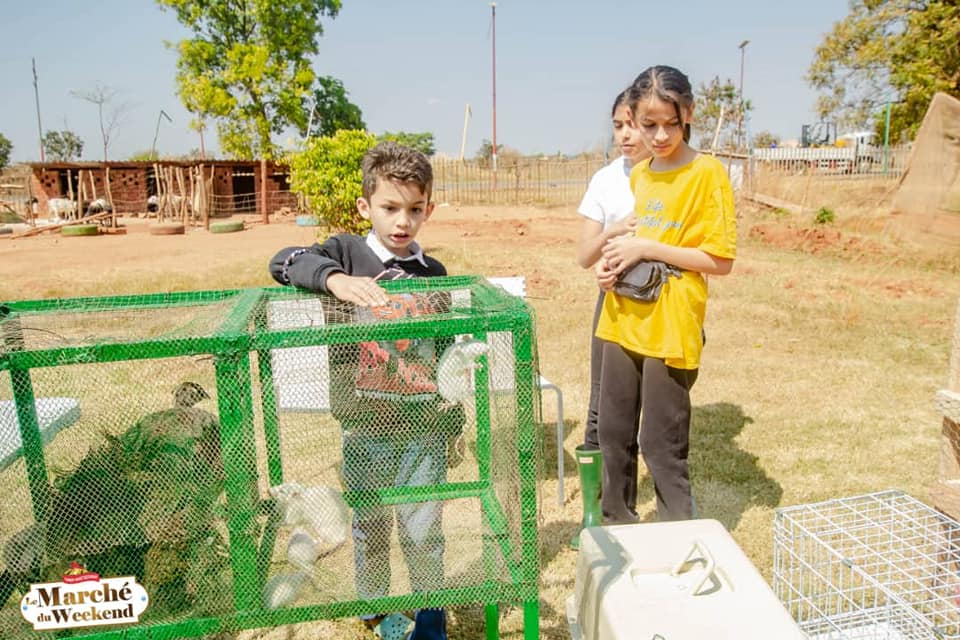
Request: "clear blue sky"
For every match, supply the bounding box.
[0,0,851,163]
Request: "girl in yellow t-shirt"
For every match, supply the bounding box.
[594,65,737,522]
[570,88,652,548]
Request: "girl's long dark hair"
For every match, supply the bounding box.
[629,66,694,142]
[611,88,630,117]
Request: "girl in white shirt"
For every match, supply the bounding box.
[571,89,650,547]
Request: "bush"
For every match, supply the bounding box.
[286,130,376,235]
[378,131,435,156]
[0,133,11,169]
[814,206,835,225]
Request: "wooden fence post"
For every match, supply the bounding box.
[104,167,115,227]
[260,158,268,224]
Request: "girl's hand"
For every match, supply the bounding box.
[601,236,658,274]
[607,216,637,239]
[595,258,619,291]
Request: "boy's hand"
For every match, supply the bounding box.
[326,273,391,307]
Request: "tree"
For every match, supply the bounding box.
[692,76,750,151]
[752,131,781,149]
[129,150,160,161]
[42,130,84,161]
[808,0,960,142]
[157,0,341,160]
[71,83,133,161]
[0,133,11,169]
[304,75,364,138]
[286,129,376,234]
[378,132,435,156]
[474,139,503,166]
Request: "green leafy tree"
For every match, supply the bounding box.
[808,0,960,142]
[42,130,84,161]
[304,76,365,138]
[157,0,341,160]
[286,129,375,234]
[693,76,750,151]
[378,131,435,157]
[0,133,11,168]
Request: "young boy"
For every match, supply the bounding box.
[269,141,456,639]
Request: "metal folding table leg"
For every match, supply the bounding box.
[538,376,564,506]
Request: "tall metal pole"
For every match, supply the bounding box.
[737,40,749,153]
[490,2,498,181]
[32,58,45,162]
[460,103,472,162]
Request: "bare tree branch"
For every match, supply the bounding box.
[70,83,135,161]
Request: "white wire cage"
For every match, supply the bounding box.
[773,490,960,639]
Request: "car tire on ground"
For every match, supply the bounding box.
[61,224,100,237]
[149,222,185,236]
[210,220,245,234]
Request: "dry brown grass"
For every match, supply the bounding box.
[0,190,957,638]
[751,170,900,212]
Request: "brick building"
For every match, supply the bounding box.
[27,160,293,218]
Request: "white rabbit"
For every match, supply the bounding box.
[262,571,310,610]
[437,339,489,404]
[269,482,351,548]
[286,527,320,571]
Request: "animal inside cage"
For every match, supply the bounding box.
[0,276,541,639]
[773,490,960,639]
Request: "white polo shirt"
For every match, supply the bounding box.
[365,232,429,268]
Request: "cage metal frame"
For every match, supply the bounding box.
[0,275,541,639]
[773,489,960,639]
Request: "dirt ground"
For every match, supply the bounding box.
[0,202,956,639]
[0,206,587,301]
[1,198,948,296]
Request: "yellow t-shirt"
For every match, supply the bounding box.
[595,154,737,369]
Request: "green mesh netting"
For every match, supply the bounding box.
[0,276,541,639]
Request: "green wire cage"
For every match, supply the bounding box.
[0,276,541,639]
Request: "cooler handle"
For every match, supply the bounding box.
[670,538,719,596]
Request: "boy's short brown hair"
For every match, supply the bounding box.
[361,141,433,201]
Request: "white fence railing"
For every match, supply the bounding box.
[751,145,910,176]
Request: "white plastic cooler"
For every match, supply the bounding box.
[566,519,805,640]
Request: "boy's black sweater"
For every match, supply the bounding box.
[269,233,447,291]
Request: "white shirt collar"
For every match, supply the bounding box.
[365,232,428,267]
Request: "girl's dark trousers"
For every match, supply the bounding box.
[597,340,698,522]
[583,290,605,450]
